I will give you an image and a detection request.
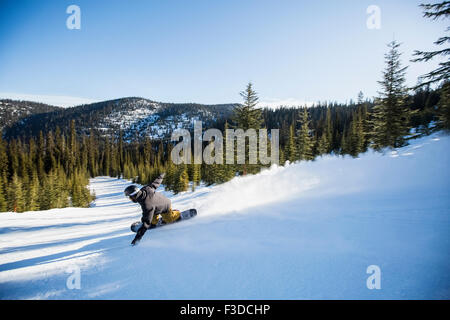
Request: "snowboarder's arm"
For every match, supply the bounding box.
[131,206,155,245]
[131,207,154,245]
[146,173,165,191]
[131,226,146,245]
[141,205,155,229]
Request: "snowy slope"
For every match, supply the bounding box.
[0,134,449,299]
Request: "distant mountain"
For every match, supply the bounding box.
[0,99,61,134]
[3,97,238,141]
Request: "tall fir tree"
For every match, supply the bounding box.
[103,137,111,176]
[323,108,333,153]
[296,108,314,161]
[26,172,40,211]
[0,179,6,212]
[286,124,297,162]
[370,41,412,149]
[411,1,449,130]
[8,173,24,212]
[412,1,450,87]
[191,163,200,191]
[340,126,349,155]
[0,138,7,211]
[232,82,263,174]
[437,81,450,130]
[118,129,124,175]
[37,131,45,179]
[44,131,57,174]
[317,132,329,155]
[348,109,365,157]
[221,121,235,181]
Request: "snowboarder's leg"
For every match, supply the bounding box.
[160,209,181,224]
[131,209,197,232]
[131,215,162,233]
[151,214,163,226]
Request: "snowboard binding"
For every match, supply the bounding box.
[130,209,197,233]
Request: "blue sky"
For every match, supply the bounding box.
[0,0,447,106]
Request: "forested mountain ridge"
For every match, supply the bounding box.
[2,97,238,141]
[0,99,61,132]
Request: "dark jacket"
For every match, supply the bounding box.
[131,173,170,245]
[135,173,171,229]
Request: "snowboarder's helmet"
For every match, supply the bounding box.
[124,185,140,198]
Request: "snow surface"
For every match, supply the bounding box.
[0,134,449,299]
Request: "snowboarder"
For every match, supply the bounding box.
[124,173,181,245]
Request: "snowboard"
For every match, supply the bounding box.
[130,208,197,232]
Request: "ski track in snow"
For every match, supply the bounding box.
[0,134,449,299]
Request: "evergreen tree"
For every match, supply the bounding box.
[40,170,56,210]
[156,141,164,168]
[232,82,263,174]
[286,124,297,162]
[412,1,450,87]
[8,173,24,212]
[103,137,111,176]
[192,163,200,191]
[164,145,176,192]
[0,135,9,184]
[37,131,45,179]
[201,141,219,186]
[80,136,89,175]
[143,137,152,166]
[317,132,329,155]
[44,131,57,173]
[370,41,412,149]
[8,140,19,178]
[279,146,286,165]
[55,126,64,164]
[70,169,92,208]
[179,165,189,192]
[357,91,365,105]
[69,120,77,176]
[233,82,263,130]
[296,108,314,161]
[359,98,371,150]
[110,140,118,177]
[323,108,333,152]
[56,167,70,208]
[437,81,450,130]
[348,109,365,157]
[221,121,235,181]
[88,129,98,177]
[26,172,40,211]
[0,144,7,211]
[412,2,450,130]
[340,126,349,155]
[0,180,6,212]
[172,165,189,194]
[118,129,124,175]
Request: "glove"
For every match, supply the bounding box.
[131,226,146,246]
[131,237,140,246]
